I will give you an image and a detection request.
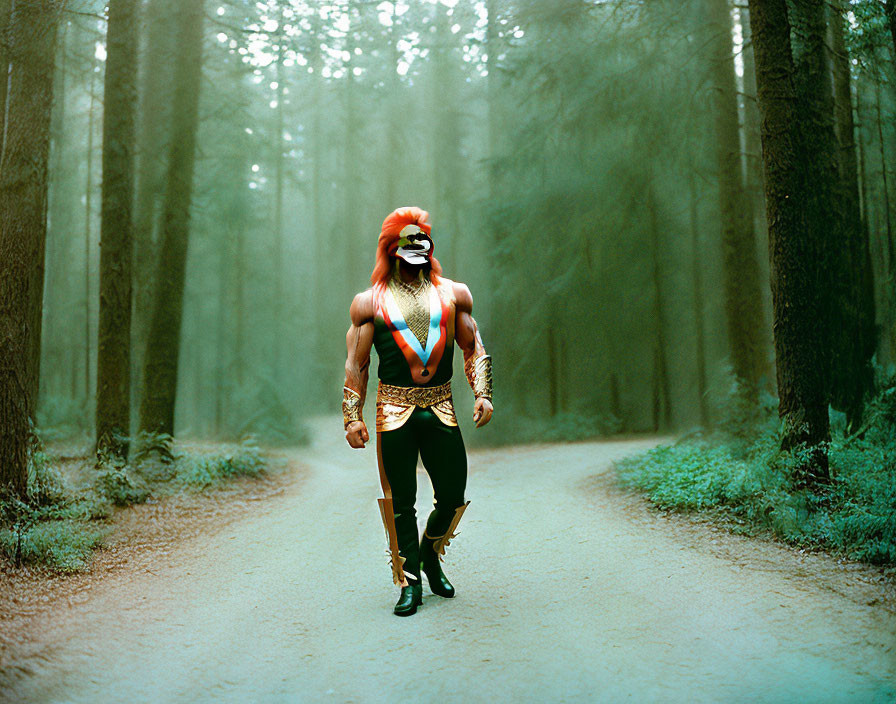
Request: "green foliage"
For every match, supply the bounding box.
[0,519,107,573]
[0,452,111,570]
[26,448,68,506]
[616,375,896,566]
[96,453,150,507]
[846,0,893,74]
[2,437,270,572]
[171,438,266,489]
[133,430,176,465]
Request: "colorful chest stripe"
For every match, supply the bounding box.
[380,284,450,377]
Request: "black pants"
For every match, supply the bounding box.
[377,407,467,582]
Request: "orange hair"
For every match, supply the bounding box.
[370,206,442,289]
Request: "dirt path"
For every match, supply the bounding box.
[3,420,895,703]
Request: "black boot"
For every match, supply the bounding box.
[393,583,423,616]
[420,534,455,598]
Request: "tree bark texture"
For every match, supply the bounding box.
[748,0,829,482]
[0,0,60,495]
[706,0,767,397]
[792,0,869,426]
[138,0,204,437]
[828,1,877,427]
[96,0,138,459]
[132,0,177,417]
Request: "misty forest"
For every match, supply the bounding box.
[1,0,896,698]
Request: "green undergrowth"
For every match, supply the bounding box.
[615,373,896,567]
[0,435,271,572]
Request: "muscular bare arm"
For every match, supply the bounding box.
[344,291,375,448]
[454,282,493,428]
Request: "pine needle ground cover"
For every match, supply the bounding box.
[0,437,271,572]
[615,383,896,567]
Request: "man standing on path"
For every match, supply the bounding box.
[342,206,493,616]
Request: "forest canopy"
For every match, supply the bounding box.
[1,0,895,484]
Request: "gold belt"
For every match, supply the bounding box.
[377,380,451,406]
[376,381,457,432]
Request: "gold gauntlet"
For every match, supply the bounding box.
[343,386,363,429]
[464,354,493,401]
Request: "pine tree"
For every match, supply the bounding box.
[0,0,62,495]
[139,0,205,437]
[96,0,138,459]
[748,0,830,483]
[705,0,767,399]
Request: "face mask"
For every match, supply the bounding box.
[394,224,433,266]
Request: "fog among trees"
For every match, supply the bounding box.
[3,0,896,487]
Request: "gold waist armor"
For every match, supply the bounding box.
[376,380,458,432]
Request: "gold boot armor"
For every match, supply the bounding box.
[423,501,471,559]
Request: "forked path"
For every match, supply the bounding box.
[5,420,895,703]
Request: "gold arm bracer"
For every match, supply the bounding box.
[343,386,363,429]
[464,354,493,401]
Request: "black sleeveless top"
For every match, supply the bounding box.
[373,316,454,387]
[372,278,455,387]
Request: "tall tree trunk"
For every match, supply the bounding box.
[648,184,672,431]
[0,0,61,496]
[429,2,464,274]
[874,76,896,361]
[84,56,97,409]
[855,84,887,362]
[343,1,362,293]
[384,3,400,207]
[793,0,870,426]
[273,12,285,382]
[689,172,710,428]
[96,0,138,459]
[44,19,67,406]
[828,0,877,429]
[214,230,226,436]
[233,218,245,389]
[547,325,558,417]
[873,76,894,273]
[308,15,326,403]
[740,6,772,366]
[486,0,502,198]
[856,82,870,229]
[138,0,204,437]
[741,8,766,233]
[747,0,830,484]
[132,0,176,418]
[706,0,767,398]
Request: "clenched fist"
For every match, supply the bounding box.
[473,397,493,428]
[345,420,370,448]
